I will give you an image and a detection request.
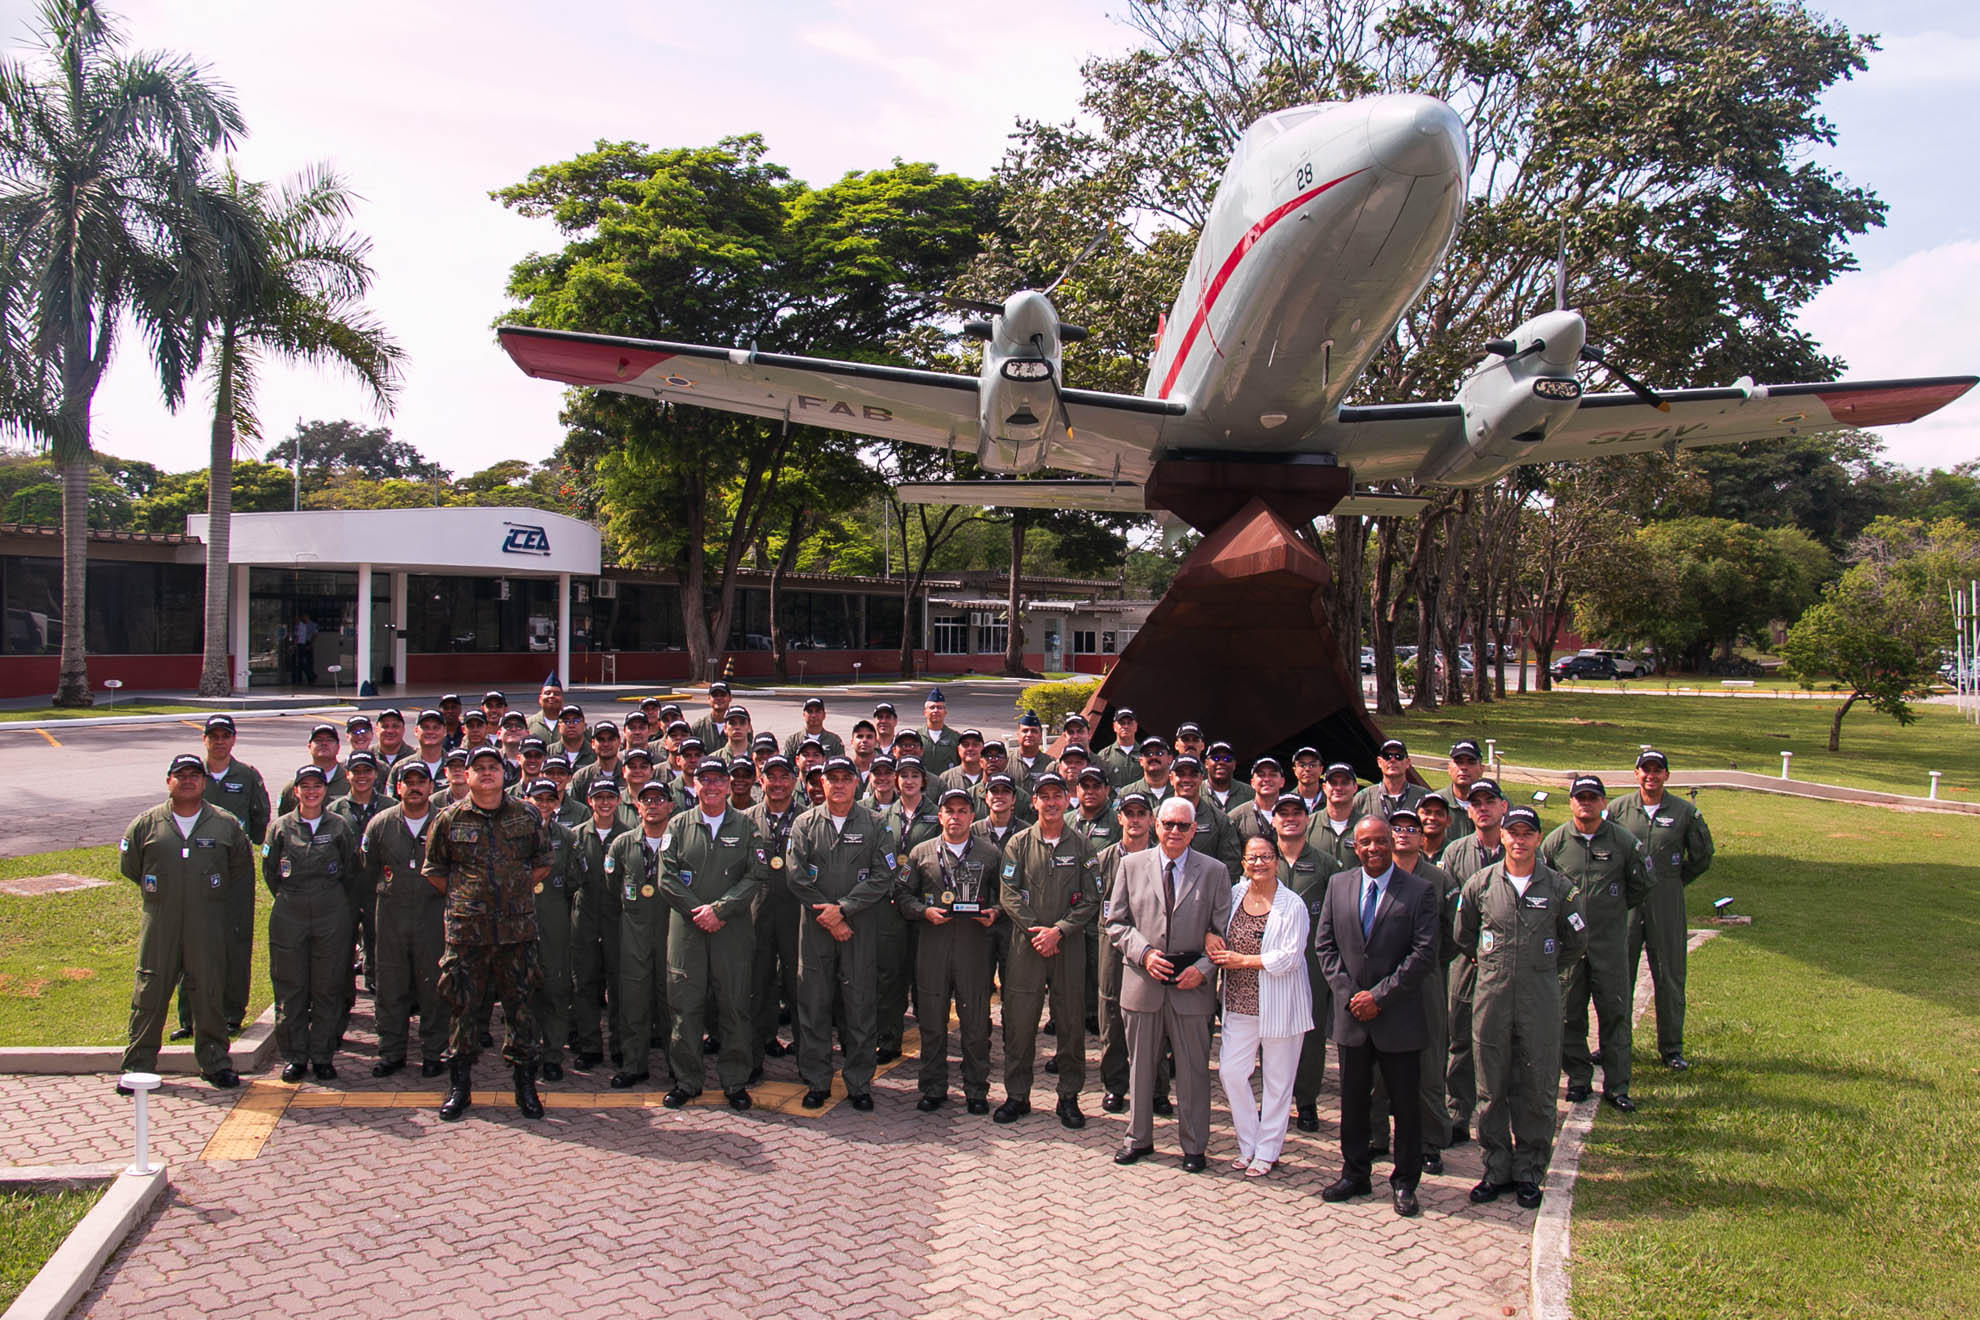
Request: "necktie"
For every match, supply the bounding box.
[1361,878,1379,938]
[1165,859,1178,903]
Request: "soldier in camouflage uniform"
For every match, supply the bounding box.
[421,745,553,1121]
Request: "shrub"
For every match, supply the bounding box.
[1015,677,1103,727]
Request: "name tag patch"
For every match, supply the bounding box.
[1521,894,1549,909]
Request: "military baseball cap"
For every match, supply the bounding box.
[870,755,896,772]
[543,754,573,772]
[347,751,378,770]
[852,718,875,734]
[1379,738,1408,756]
[1465,778,1502,801]
[484,690,508,704]
[1502,806,1542,832]
[709,681,730,695]
[462,709,487,726]
[958,728,984,742]
[1062,713,1089,730]
[520,736,547,754]
[694,760,731,779]
[442,748,470,767]
[986,774,1016,792]
[624,711,649,726]
[892,756,923,776]
[658,703,683,720]
[500,711,528,728]
[395,761,433,781]
[1387,806,1422,827]
[1017,710,1042,728]
[637,780,671,799]
[1250,755,1283,774]
[1418,790,1450,810]
[822,756,857,776]
[622,747,654,765]
[1117,791,1152,812]
[1206,740,1234,758]
[1324,762,1356,781]
[440,693,462,706]
[308,722,338,741]
[1058,744,1091,763]
[1636,748,1669,768]
[1033,771,1067,791]
[725,706,751,723]
[1076,765,1108,785]
[293,764,328,783]
[1450,739,1483,760]
[1138,736,1170,753]
[761,755,796,773]
[893,728,923,744]
[204,714,236,733]
[751,733,779,751]
[980,739,1007,754]
[168,753,207,776]
[1292,745,1322,762]
[1271,796,1309,815]
[417,709,445,725]
[797,736,824,753]
[1172,756,1203,774]
[467,745,504,767]
[728,760,756,778]
[939,787,974,807]
[678,737,705,753]
[1175,721,1203,738]
[528,778,559,798]
[872,701,897,716]
[376,708,404,722]
[1113,707,1137,722]
[1570,774,1607,798]
[558,704,584,720]
[591,720,619,737]
[802,696,826,711]
[665,720,692,735]
[346,715,372,732]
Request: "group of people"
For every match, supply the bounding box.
[119,679,1713,1215]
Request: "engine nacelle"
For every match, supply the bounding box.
[1414,309,1586,487]
[974,290,1067,473]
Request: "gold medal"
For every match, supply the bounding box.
[533,882,544,894]
[641,884,655,898]
[941,890,955,905]
[770,855,784,870]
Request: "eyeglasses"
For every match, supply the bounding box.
[1390,824,1422,834]
[1157,821,1193,831]
[1379,751,1408,760]
[1207,753,1234,762]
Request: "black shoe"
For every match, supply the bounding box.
[1469,1179,1511,1204]
[703,1036,720,1055]
[420,1059,447,1078]
[801,1089,829,1109]
[1056,1098,1085,1130]
[1515,1181,1544,1209]
[1370,1143,1390,1158]
[514,1065,544,1120]
[1321,1177,1372,1202]
[762,1039,788,1058]
[1180,1153,1207,1173]
[169,1026,193,1041]
[540,1061,563,1082]
[1393,1186,1421,1217]
[662,1087,695,1108]
[1565,1083,1593,1103]
[116,1081,134,1097]
[312,1062,337,1081]
[1113,1144,1154,1165]
[1663,1053,1690,1072]
[917,1094,946,1112]
[226,1021,243,1036]
[1152,1095,1173,1117]
[574,1051,604,1072]
[1606,1092,1637,1112]
[1043,1056,1059,1074]
[966,1098,990,1115]
[1295,1104,1319,1133]
[1422,1150,1444,1175]
[281,1061,306,1083]
[848,1093,874,1111]
[480,1031,494,1048]
[993,1099,1031,1124]
[609,1071,648,1089]
[1447,1122,1470,1147]
[876,1046,901,1064]
[371,1058,405,1078]
[726,1089,752,1112]
[204,1068,240,1089]
[439,1060,473,1121]
[1101,1092,1126,1113]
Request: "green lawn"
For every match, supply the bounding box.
[1381,690,1977,799]
[0,848,272,1047]
[1566,789,1980,1320]
[0,703,210,723]
[0,1185,103,1308]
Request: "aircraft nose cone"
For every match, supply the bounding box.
[1367,95,1468,178]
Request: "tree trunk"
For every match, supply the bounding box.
[1326,514,1368,711]
[896,503,962,678]
[768,507,805,681]
[1828,691,1860,752]
[1002,515,1034,677]
[1370,517,1402,716]
[54,455,92,706]
[199,346,236,697]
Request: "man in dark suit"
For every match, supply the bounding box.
[1105,797,1233,1172]
[1315,815,1441,1216]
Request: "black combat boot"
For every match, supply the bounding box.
[439,1058,473,1121]
[514,1063,544,1120]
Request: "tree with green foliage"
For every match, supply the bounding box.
[0,0,244,704]
[191,165,403,694]
[132,458,293,531]
[1782,517,1980,750]
[265,418,432,488]
[496,137,993,680]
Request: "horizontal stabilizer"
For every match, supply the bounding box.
[1330,493,1433,517]
[894,480,1148,513]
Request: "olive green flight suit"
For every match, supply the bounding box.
[746,800,802,1072]
[1305,810,1364,866]
[998,823,1101,1103]
[569,818,628,1060]
[1276,844,1334,1111]
[1371,856,1461,1149]
[1440,832,1504,1130]
[328,791,389,1038]
[1096,742,1140,790]
[1178,794,1243,878]
[786,803,900,1095]
[1610,792,1714,1060]
[1352,781,1428,821]
[275,765,350,816]
[971,816,1024,990]
[607,829,674,1081]
[659,809,767,1094]
[873,798,941,1056]
[916,726,960,778]
[783,728,846,759]
[1543,821,1652,1095]
[1227,798,1277,846]
[1095,840,1164,1099]
[361,804,447,1067]
[192,759,269,1031]
[533,819,580,1071]
[121,803,254,1076]
[1070,807,1120,1027]
[900,835,1004,1101]
[262,810,360,1066]
[1457,860,1587,1186]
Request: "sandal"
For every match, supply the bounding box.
[1246,1159,1274,1178]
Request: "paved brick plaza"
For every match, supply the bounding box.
[5,1001,1535,1319]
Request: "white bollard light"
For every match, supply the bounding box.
[120,1071,161,1174]
[1929,771,1942,800]
[1780,751,1792,780]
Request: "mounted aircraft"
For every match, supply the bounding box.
[497,94,1974,767]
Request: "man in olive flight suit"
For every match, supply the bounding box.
[901,788,1004,1112]
[568,778,630,1071]
[361,761,448,1078]
[1440,777,1508,1146]
[264,763,361,1082]
[1457,806,1587,1210]
[870,755,939,1064]
[745,755,804,1077]
[605,780,679,1090]
[120,755,255,1090]
[526,777,581,1082]
[1611,749,1714,1071]
[171,714,269,1043]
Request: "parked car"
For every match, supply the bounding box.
[1360,647,1375,674]
[1552,653,1621,680]
[1581,648,1648,677]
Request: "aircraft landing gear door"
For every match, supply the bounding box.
[1043,629,1063,672]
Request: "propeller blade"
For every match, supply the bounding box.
[1030,333,1077,442]
[911,291,1004,317]
[1042,228,1111,296]
[1058,322,1089,343]
[1554,220,1568,311]
[1580,345,1670,412]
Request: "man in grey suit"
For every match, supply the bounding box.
[1315,816,1441,1217]
[1106,797,1233,1172]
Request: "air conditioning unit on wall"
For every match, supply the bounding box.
[595,578,617,599]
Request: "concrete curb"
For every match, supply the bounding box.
[1497,764,1978,816]
[1,1164,167,1320]
[0,705,353,732]
[0,1003,277,1077]
[1529,928,1720,1320]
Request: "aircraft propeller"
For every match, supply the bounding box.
[913,228,1109,343]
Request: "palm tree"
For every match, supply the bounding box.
[0,0,243,704]
[195,164,403,694]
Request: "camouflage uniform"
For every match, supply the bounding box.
[421,795,551,1065]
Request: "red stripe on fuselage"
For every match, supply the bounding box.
[1156,169,1366,401]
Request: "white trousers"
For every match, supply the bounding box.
[1218,1011,1302,1163]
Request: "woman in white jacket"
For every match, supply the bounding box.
[1211,835,1314,1175]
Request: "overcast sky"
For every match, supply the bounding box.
[4,0,1976,477]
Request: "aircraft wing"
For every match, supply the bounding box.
[496,325,1182,479]
[894,480,1147,512]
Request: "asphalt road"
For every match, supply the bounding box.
[0,679,1048,859]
